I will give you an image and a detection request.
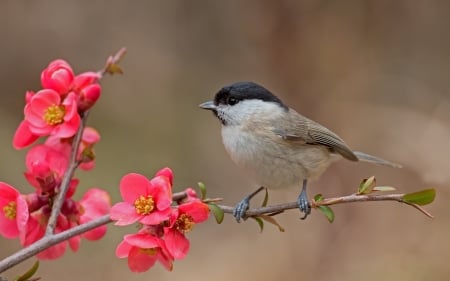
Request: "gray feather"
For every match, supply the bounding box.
[272,109,358,161]
[353,151,402,168]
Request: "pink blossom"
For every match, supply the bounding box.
[110,170,172,226]
[72,72,101,111]
[24,144,79,197]
[45,126,101,171]
[24,89,80,138]
[0,182,29,239]
[164,200,209,260]
[116,232,173,272]
[41,59,74,95]
[78,188,111,240]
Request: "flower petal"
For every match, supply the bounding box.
[13,121,39,149]
[128,246,157,272]
[164,228,190,260]
[110,202,140,226]
[119,173,151,203]
[179,201,210,223]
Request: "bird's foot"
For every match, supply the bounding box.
[233,186,266,223]
[233,197,250,223]
[297,180,311,220]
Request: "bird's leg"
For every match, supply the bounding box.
[233,186,266,223]
[297,179,311,220]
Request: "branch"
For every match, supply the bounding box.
[45,112,87,235]
[0,188,434,273]
[215,192,434,219]
[0,190,186,273]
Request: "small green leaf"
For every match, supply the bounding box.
[15,260,39,281]
[358,176,376,194]
[252,217,264,232]
[261,188,269,207]
[259,215,285,232]
[373,186,396,192]
[207,203,224,224]
[314,194,324,202]
[317,206,335,223]
[105,63,123,75]
[403,189,436,206]
[198,182,207,200]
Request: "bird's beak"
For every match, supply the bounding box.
[199,101,216,111]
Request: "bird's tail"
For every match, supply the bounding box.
[353,151,402,168]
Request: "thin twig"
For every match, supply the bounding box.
[45,46,127,235]
[45,112,87,235]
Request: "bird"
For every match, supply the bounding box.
[199,81,400,222]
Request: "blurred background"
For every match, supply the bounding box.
[1,1,449,280]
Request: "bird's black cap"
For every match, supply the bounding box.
[214,81,288,110]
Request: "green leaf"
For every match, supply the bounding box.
[15,260,39,281]
[259,215,285,232]
[314,194,324,202]
[403,189,436,206]
[105,63,123,75]
[207,203,224,224]
[358,176,376,194]
[317,206,335,223]
[373,186,396,192]
[198,182,207,200]
[261,188,269,207]
[252,217,264,232]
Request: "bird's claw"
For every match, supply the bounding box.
[298,179,311,220]
[297,194,311,220]
[233,197,250,223]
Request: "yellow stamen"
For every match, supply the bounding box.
[43,105,65,125]
[175,213,195,233]
[134,195,155,215]
[3,201,17,220]
[139,248,157,256]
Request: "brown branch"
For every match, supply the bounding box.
[0,189,433,273]
[216,192,434,219]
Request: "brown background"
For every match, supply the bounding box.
[1,1,449,280]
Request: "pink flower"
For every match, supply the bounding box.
[164,200,209,260]
[116,232,173,272]
[0,182,29,239]
[78,188,111,240]
[41,59,74,95]
[24,144,78,197]
[72,72,101,111]
[110,170,173,226]
[45,126,101,171]
[24,89,80,138]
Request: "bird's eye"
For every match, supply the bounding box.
[227,97,238,105]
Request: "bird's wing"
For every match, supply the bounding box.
[272,110,358,161]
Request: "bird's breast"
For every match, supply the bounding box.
[221,125,336,189]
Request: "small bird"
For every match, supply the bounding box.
[199,81,400,222]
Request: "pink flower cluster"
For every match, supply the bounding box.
[13,59,101,149]
[111,168,210,272]
[0,60,109,259]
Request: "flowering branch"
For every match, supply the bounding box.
[0,186,434,273]
[44,47,126,235]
